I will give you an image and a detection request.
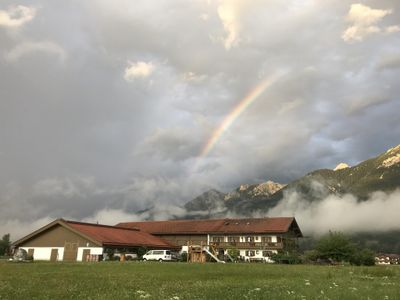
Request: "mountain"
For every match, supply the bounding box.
[184,189,225,213]
[184,144,400,215]
[184,181,285,216]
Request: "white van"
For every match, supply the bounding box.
[142,250,177,262]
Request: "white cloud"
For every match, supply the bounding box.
[268,189,400,236]
[346,95,390,115]
[199,13,209,21]
[124,61,155,81]
[0,5,36,28]
[217,1,242,50]
[4,41,67,62]
[32,177,99,198]
[83,209,140,225]
[1,217,54,241]
[182,71,208,83]
[385,25,400,33]
[342,4,394,42]
[83,204,189,226]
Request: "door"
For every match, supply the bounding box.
[82,249,90,262]
[50,249,58,261]
[63,242,78,261]
[27,248,34,258]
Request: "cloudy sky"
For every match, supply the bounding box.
[1,0,399,236]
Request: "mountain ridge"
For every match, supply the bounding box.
[184,144,400,216]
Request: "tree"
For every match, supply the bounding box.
[227,248,240,261]
[349,249,375,266]
[136,246,148,259]
[0,234,11,256]
[315,231,356,262]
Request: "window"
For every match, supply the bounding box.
[212,236,224,242]
[262,251,273,257]
[262,236,272,243]
[228,236,240,243]
[153,250,163,255]
[245,250,255,257]
[245,236,254,242]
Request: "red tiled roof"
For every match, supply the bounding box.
[65,220,174,248]
[116,217,302,236]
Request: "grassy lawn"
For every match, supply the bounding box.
[0,261,399,300]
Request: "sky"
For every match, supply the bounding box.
[0,0,399,238]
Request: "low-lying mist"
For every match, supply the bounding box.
[5,188,400,242]
[268,189,400,236]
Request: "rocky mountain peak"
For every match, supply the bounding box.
[379,144,400,168]
[250,181,285,196]
[238,184,250,191]
[334,163,350,171]
[380,154,400,168]
[183,189,225,212]
[385,144,400,155]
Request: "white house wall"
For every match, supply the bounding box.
[210,235,278,242]
[239,249,277,262]
[20,246,103,261]
[76,247,103,261]
[20,247,64,261]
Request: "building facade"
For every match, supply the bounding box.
[117,217,303,262]
[12,219,176,262]
[13,217,302,262]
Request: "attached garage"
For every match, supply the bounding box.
[12,219,175,262]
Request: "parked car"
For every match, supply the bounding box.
[241,255,274,263]
[142,250,178,262]
[113,253,138,261]
[10,248,33,262]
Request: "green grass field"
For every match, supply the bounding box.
[0,261,399,300]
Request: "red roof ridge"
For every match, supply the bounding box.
[116,216,301,236]
[117,216,293,225]
[64,219,141,232]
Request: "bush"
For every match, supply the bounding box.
[137,247,148,260]
[26,255,34,261]
[315,231,356,263]
[180,252,188,262]
[227,248,240,261]
[0,234,11,256]
[272,252,303,264]
[103,249,115,261]
[302,250,319,263]
[350,249,375,266]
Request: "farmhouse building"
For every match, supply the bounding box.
[12,219,175,262]
[12,217,302,262]
[117,217,302,262]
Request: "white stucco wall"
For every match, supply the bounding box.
[211,235,277,242]
[20,247,64,261]
[76,247,103,261]
[239,249,278,262]
[20,246,103,261]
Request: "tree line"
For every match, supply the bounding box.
[0,234,11,256]
[272,231,376,265]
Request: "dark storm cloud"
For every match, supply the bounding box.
[0,0,399,238]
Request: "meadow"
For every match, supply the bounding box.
[0,261,399,300]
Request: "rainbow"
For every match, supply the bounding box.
[199,73,283,160]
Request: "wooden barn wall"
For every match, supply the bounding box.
[19,224,98,248]
[154,234,207,246]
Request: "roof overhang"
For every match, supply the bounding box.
[12,218,102,247]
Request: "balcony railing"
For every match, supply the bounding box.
[210,242,284,249]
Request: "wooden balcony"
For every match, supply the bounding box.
[210,242,284,250]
